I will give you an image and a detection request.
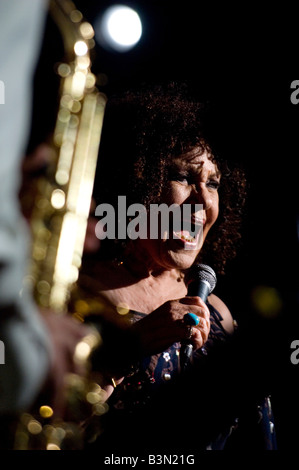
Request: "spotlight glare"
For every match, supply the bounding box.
[95,5,142,52]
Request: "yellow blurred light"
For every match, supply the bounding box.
[71,71,86,98]
[60,93,73,108]
[58,63,71,77]
[74,332,101,363]
[70,9,83,23]
[55,427,66,441]
[75,299,90,315]
[69,114,80,128]
[51,189,65,209]
[27,419,42,435]
[58,107,71,123]
[85,73,96,89]
[36,196,49,211]
[251,285,283,317]
[43,425,55,438]
[93,402,109,416]
[53,132,63,147]
[71,100,82,113]
[76,56,91,71]
[55,140,74,185]
[55,169,69,186]
[86,391,101,404]
[116,302,130,315]
[36,281,51,295]
[90,383,102,394]
[50,212,79,309]
[75,341,91,362]
[39,405,54,419]
[80,22,94,39]
[32,245,47,261]
[46,443,61,450]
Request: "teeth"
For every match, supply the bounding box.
[174,232,196,243]
[183,236,195,242]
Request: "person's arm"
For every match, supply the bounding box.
[208,293,236,335]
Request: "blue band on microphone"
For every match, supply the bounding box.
[184,312,200,326]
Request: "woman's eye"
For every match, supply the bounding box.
[170,170,220,190]
[170,172,190,184]
[176,176,189,184]
[206,180,220,190]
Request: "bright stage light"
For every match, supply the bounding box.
[94,5,142,52]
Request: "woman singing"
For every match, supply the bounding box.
[79,81,276,451]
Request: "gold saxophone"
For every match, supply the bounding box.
[28,0,106,313]
[14,0,108,450]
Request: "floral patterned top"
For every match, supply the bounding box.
[105,302,277,450]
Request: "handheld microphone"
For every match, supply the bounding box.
[180,264,217,371]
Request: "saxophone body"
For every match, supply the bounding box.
[27,0,106,314]
[14,0,108,450]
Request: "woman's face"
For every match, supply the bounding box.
[134,148,220,271]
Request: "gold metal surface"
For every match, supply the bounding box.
[27,0,106,314]
[15,0,108,450]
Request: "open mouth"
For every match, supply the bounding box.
[172,220,204,249]
[173,230,199,247]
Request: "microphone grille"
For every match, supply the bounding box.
[190,263,217,294]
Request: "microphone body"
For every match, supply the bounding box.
[180,264,217,371]
[187,279,212,302]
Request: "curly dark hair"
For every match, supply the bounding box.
[94,81,247,275]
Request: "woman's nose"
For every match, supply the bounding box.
[190,184,212,210]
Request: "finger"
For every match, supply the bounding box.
[191,327,208,350]
[195,316,210,335]
[179,312,210,348]
[181,304,210,324]
[191,317,210,347]
[180,296,207,307]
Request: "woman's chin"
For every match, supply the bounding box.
[159,239,202,270]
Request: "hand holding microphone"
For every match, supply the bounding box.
[180,264,217,371]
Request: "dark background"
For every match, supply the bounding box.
[28,1,299,452]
